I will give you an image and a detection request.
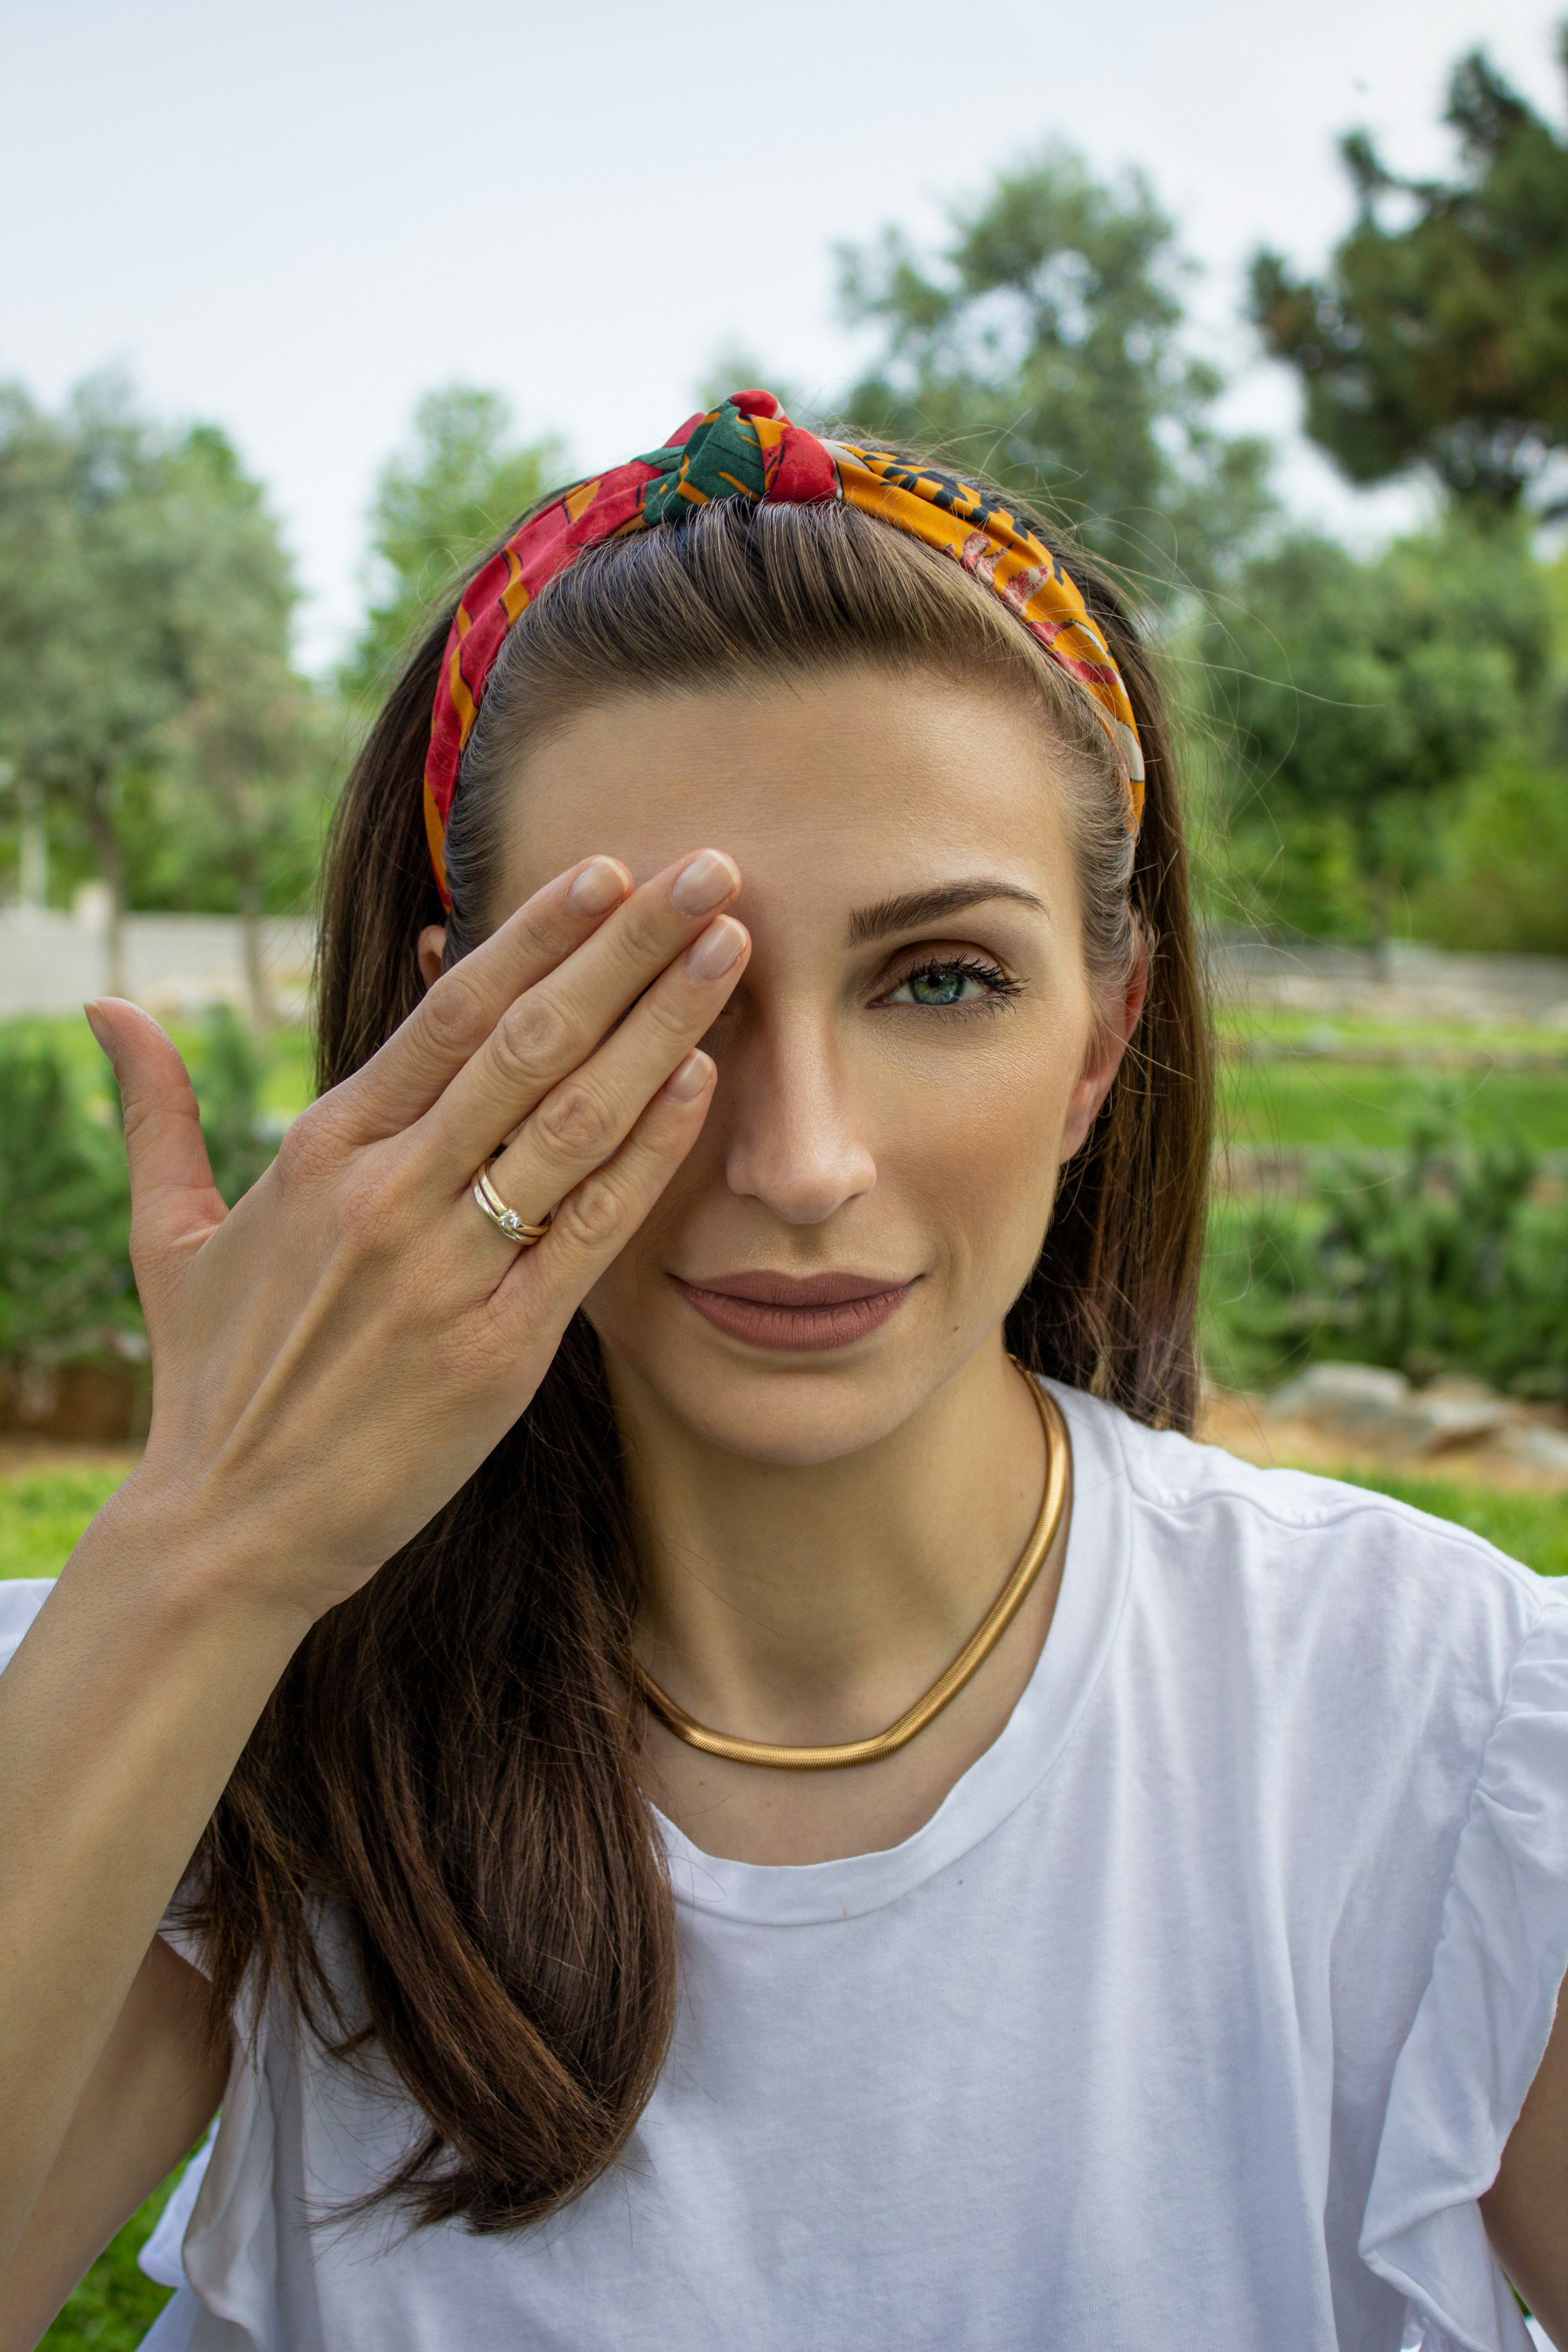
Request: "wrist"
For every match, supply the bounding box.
[60,1470,323,1652]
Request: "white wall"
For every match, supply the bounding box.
[0,904,315,1019]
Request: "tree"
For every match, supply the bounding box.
[343,387,568,707]
[0,380,194,985]
[1251,32,1568,517]
[1203,517,1554,942]
[148,428,337,1026]
[0,383,331,997]
[836,145,1272,596]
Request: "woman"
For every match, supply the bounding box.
[0,392,1563,2352]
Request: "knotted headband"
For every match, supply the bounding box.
[424,389,1145,905]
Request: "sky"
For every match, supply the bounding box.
[1,0,1563,671]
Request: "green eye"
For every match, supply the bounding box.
[884,959,1016,1008]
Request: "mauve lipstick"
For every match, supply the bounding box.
[671,1269,918,1352]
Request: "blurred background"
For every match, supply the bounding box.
[1,1,1567,2328]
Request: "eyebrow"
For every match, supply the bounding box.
[846,880,1046,948]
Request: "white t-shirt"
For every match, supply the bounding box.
[5,1382,1566,2352]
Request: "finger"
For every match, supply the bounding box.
[419,849,743,1181]
[498,1049,717,1308]
[481,914,749,1227]
[85,1000,226,1283]
[331,855,634,1140]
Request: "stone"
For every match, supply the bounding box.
[1265,1362,1411,1435]
[1501,1424,1568,1477]
[1385,1390,1517,1456]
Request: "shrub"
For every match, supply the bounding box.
[1204,1100,1568,1399]
[0,1012,281,1382]
[0,1034,136,1372]
[188,1005,280,1207]
[1411,750,1568,954]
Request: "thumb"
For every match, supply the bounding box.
[86,999,227,1288]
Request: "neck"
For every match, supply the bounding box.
[607,1338,1047,1748]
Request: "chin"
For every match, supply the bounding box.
[590,1300,971,1468]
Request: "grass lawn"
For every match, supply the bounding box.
[1219,1054,1568,1155]
[0,1468,132,1581]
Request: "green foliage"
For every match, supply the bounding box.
[0,1034,134,1371]
[0,381,336,930]
[0,380,199,910]
[837,144,1273,594]
[1220,1053,1568,1157]
[343,387,569,708]
[0,1465,129,1579]
[0,1014,279,1382]
[1411,748,1568,951]
[129,429,340,921]
[1206,1102,1568,1398]
[1202,516,1555,937]
[188,1005,279,1206]
[1251,34,1568,514]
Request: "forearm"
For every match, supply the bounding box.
[1482,1981,1568,2349]
[0,1937,227,2350]
[0,1483,311,2271]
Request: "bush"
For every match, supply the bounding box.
[1205,1100,1568,1399]
[0,1013,281,1382]
[188,1005,280,1207]
[0,1034,136,1372]
[1411,750,1568,954]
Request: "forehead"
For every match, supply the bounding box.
[501,668,1076,906]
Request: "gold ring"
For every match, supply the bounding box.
[471,1157,553,1247]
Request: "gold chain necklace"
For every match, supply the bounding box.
[630,1373,1068,1772]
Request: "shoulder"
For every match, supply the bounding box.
[1049,1382,1560,1736]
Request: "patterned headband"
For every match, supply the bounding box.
[423,390,1145,905]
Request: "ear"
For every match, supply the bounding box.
[1058,949,1149,1165]
[416,926,447,990]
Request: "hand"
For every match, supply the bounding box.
[89,849,749,1623]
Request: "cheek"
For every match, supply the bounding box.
[891,1043,1072,1274]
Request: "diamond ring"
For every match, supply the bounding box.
[471,1157,554,1247]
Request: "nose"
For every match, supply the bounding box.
[722,1024,877,1227]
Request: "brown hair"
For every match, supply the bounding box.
[186,469,1212,2234]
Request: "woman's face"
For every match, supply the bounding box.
[481,669,1137,1467]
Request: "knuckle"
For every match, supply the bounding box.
[554,1172,627,1251]
[642,980,701,1047]
[336,1161,406,1253]
[420,966,488,1059]
[272,1105,333,1190]
[493,991,573,1087]
[533,1078,618,1163]
[614,904,673,969]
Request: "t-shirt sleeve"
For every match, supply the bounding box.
[0,1576,56,1669]
[1360,1587,1568,2352]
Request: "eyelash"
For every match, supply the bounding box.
[877,954,1024,1014]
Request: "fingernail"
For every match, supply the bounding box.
[662,1049,714,1102]
[568,858,629,916]
[670,849,739,916]
[83,1001,116,1064]
[684,916,746,983]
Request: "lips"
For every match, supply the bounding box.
[671,1269,919,1352]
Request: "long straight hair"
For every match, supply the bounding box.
[186,470,1213,2233]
